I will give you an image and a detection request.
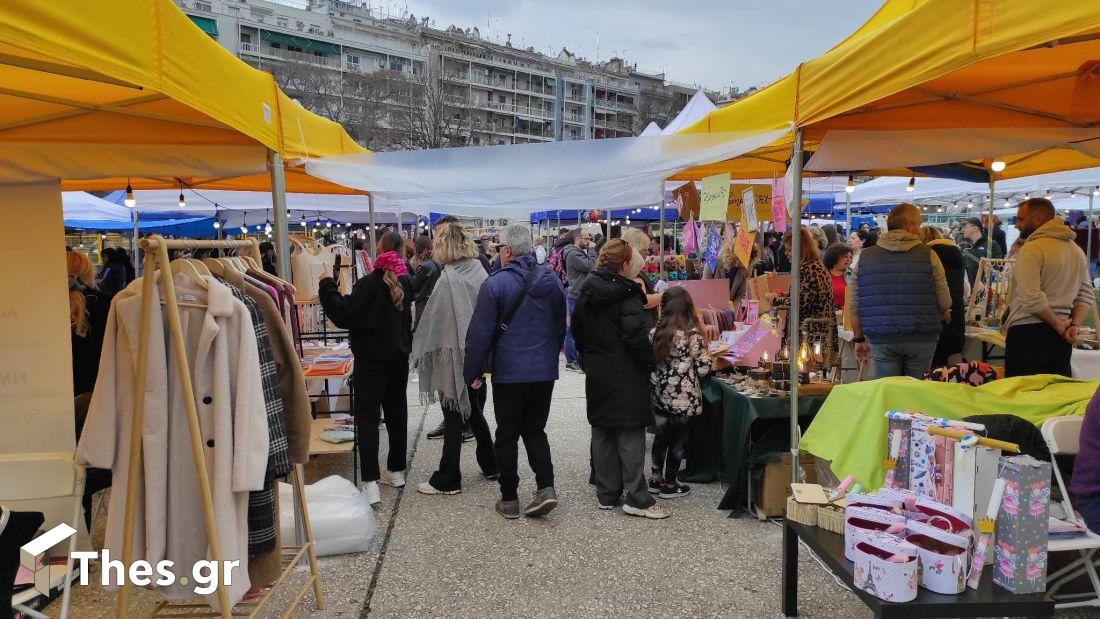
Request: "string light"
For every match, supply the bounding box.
[240,224,248,235]
[907,177,915,192]
[1094,186,1100,197]
[178,190,186,208]
[300,215,307,228]
[124,179,136,208]
[1003,200,1010,208]
[845,175,855,194]
[213,218,221,230]
[265,220,272,234]
[991,160,1006,173]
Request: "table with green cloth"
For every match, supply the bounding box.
[698,378,827,512]
[800,375,1099,492]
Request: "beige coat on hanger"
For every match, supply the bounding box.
[76,272,269,609]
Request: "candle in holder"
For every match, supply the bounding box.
[760,350,770,370]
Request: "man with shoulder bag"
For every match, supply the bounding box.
[465,224,567,520]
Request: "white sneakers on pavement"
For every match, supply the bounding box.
[358,481,382,506]
[416,482,462,495]
[379,469,406,488]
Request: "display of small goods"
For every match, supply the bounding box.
[643,254,688,280]
[786,410,1065,602]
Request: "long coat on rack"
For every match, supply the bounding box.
[76,272,269,609]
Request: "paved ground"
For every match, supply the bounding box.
[57,361,1093,617]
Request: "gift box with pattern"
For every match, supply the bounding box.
[909,420,937,498]
[844,505,907,561]
[852,532,920,603]
[992,455,1051,594]
[886,415,912,489]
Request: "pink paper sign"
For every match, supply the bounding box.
[771,178,787,233]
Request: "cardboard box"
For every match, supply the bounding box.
[748,272,792,313]
[756,452,818,519]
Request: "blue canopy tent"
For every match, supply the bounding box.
[63,191,217,237]
[527,207,680,225]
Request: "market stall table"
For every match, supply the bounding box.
[700,378,826,513]
[783,520,1053,618]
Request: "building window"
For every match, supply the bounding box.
[240,33,252,44]
[277,17,288,28]
[194,2,212,12]
[498,94,506,103]
[347,54,360,65]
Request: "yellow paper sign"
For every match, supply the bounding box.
[700,172,731,221]
[735,225,756,269]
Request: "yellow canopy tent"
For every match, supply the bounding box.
[0,0,365,192]
[675,0,1100,181]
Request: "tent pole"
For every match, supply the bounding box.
[659,201,666,278]
[368,193,377,259]
[131,207,140,275]
[845,190,852,238]
[268,151,291,279]
[1088,193,1095,273]
[788,128,804,485]
[985,173,997,260]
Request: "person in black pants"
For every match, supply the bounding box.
[464,223,567,519]
[412,223,498,495]
[319,231,413,507]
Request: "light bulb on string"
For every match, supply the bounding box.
[178,191,186,208]
[325,219,332,229]
[300,215,307,228]
[991,160,1006,173]
[1003,200,1010,208]
[907,177,915,192]
[265,220,272,234]
[845,175,855,194]
[240,224,248,235]
[1094,186,1099,197]
[124,181,136,208]
[213,218,221,230]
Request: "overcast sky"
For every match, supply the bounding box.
[392,0,884,91]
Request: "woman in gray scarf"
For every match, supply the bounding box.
[413,223,498,495]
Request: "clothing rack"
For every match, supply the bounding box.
[116,235,323,619]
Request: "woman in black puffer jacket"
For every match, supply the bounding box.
[572,239,667,519]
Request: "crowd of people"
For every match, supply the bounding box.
[63,199,1099,527]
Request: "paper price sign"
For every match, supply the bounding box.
[699,172,730,221]
[742,187,758,232]
[771,178,787,233]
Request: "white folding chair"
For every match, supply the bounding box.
[1041,416,1100,608]
[0,452,85,619]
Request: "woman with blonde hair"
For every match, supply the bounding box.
[319,231,413,506]
[573,239,667,519]
[412,223,498,495]
[621,227,661,322]
[69,251,114,396]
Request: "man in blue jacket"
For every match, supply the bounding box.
[465,223,567,520]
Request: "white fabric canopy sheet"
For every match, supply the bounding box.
[303,130,788,218]
[123,189,424,225]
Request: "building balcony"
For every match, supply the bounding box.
[514,105,553,120]
[515,82,554,97]
[239,42,340,69]
[565,93,587,103]
[515,126,553,140]
[563,115,585,125]
[470,73,513,89]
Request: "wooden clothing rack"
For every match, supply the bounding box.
[116,235,323,619]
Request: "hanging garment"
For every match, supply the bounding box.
[215,276,289,560]
[326,245,355,294]
[355,250,373,280]
[76,273,268,609]
[290,242,326,302]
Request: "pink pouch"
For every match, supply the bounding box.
[852,532,920,602]
[845,505,908,561]
[905,518,972,594]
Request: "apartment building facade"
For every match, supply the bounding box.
[177,0,717,149]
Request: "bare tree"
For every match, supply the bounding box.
[634,87,675,134]
[391,62,471,149]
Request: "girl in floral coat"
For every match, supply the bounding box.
[649,286,713,499]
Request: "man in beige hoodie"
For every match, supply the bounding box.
[1005,198,1095,377]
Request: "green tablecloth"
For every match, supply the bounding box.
[800,375,1097,492]
[701,379,826,511]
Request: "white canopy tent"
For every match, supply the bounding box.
[62,191,133,224]
[847,168,1100,215]
[639,122,662,137]
[659,91,719,136]
[303,130,787,218]
[120,189,426,227]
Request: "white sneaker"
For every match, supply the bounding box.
[359,481,382,506]
[622,502,670,519]
[416,481,461,496]
[379,470,406,488]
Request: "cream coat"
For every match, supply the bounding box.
[76,273,268,609]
